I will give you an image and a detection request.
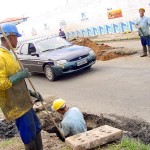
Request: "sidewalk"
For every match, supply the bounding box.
[91,31,139,43]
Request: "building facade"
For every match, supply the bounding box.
[17,0,150,39]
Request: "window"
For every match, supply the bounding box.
[20,43,28,55]
[36,37,72,52]
[28,43,36,54]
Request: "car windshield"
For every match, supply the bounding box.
[36,37,72,52]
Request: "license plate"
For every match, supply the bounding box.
[77,59,87,66]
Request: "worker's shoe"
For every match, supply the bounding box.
[140,54,147,57]
[141,46,147,57]
[25,141,37,150]
[35,132,43,150]
[148,46,150,56]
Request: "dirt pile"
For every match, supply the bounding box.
[70,37,113,52]
[70,38,137,61]
[0,120,17,139]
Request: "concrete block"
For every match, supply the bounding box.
[65,125,123,150]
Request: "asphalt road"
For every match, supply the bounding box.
[28,40,150,122]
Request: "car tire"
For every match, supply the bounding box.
[44,65,57,81]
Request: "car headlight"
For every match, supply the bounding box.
[54,60,68,66]
[89,50,95,55]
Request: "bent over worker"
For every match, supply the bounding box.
[0,23,43,150]
[52,99,87,137]
[135,8,150,57]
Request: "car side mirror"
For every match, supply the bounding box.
[31,52,39,57]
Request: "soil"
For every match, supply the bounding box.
[83,113,150,144]
[0,120,17,139]
[70,38,137,61]
[0,95,150,149]
[39,110,150,149]
[0,110,150,149]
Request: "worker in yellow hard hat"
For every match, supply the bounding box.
[135,8,150,57]
[52,99,87,137]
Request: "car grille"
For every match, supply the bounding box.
[62,61,93,73]
[69,54,89,62]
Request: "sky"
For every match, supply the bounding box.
[0,0,67,21]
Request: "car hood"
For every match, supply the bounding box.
[40,45,91,61]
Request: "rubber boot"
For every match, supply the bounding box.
[25,141,37,150]
[140,46,147,57]
[148,46,150,56]
[35,132,43,150]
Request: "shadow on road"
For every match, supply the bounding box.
[31,66,101,82]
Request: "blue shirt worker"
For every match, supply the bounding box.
[59,29,66,39]
[135,8,150,57]
[52,99,87,137]
[0,23,43,150]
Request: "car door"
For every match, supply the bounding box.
[18,43,30,69]
[27,43,43,73]
[18,43,43,73]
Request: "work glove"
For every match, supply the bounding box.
[29,90,43,101]
[9,68,31,85]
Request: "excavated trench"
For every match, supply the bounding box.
[42,112,150,144]
[70,38,137,61]
[0,112,150,145]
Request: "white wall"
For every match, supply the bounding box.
[17,0,150,40]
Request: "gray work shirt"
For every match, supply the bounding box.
[135,16,150,36]
[61,107,87,137]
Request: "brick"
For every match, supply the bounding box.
[65,125,123,150]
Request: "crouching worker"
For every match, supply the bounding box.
[0,23,43,150]
[52,99,87,138]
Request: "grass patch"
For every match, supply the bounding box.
[0,137,24,150]
[108,138,150,150]
[0,137,150,150]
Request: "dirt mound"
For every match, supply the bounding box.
[100,48,137,61]
[70,37,112,52]
[70,38,137,61]
[0,120,17,139]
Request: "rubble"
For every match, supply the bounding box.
[70,38,137,61]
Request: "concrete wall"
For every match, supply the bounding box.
[17,0,150,40]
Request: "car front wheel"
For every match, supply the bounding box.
[44,65,56,81]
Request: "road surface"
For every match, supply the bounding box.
[28,40,150,122]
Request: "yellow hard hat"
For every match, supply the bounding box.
[52,99,66,111]
[139,8,145,12]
